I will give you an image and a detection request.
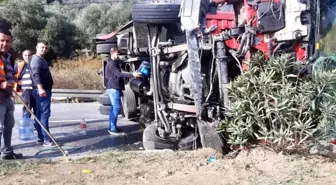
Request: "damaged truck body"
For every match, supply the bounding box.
[96,0,328,153]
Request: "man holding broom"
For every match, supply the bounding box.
[0,19,23,160]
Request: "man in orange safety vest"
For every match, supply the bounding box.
[14,50,31,92]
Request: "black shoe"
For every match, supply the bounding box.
[36,139,44,145]
[2,152,23,160]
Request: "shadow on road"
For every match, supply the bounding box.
[13,120,144,159]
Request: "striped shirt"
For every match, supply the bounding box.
[21,67,33,90]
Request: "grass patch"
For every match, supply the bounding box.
[0,160,39,176]
[50,58,104,90]
[71,151,135,164]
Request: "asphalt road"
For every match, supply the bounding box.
[12,102,144,159]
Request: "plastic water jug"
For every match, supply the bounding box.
[19,118,35,141]
[137,61,151,78]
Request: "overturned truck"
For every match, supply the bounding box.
[96,0,323,153]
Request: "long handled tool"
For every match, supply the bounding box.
[0,74,69,158]
[14,90,69,157]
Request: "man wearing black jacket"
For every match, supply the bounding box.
[105,48,141,135]
[30,41,54,147]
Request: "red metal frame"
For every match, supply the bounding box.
[206,0,307,65]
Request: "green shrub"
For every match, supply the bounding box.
[0,0,48,52]
[40,14,81,58]
[0,0,136,58]
[219,54,336,152]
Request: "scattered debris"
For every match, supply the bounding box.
[82,169,94,174]
[40,179,47,184]
[207,156,216,163]
[88,159,96,163]
[309,142,336,158]
[137,176,149,183]
[160,170,173,177]
[134,142,141,145]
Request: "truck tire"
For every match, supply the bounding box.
[178,131,198,150]
[122,84,138,119]
[98,94,111,106]
[99,100,125,117]
[96,37,118,44]
[100,54,110,61]
[142,125,177,150]
[99,104,125,116]
[132,4,181,24]
[142,125,197,150]
[99,105,110,115]
[117,33,128,54]
[96,43,118,54]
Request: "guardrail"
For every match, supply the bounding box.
[51,89,103,98]
[17,89,103,98]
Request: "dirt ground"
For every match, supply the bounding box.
[0,147,335,185]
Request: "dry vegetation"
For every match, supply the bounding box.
[50,58,104,90]
[0,148,335,185]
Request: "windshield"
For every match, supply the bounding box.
[320,1,336,55]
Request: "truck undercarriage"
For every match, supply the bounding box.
[96,0,326,153]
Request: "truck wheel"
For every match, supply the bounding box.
[99,103,124,116]
[142,125,198,150]
[99,105,110,115]
[122,84,138,119]
[96,43,118,54]
[178,131,198,150]
[100,54,110,61]
[98,94,111,106]
[142,125,177,150]
[131,4,180,24]
[96,37,118,44]
[138,115,152,129]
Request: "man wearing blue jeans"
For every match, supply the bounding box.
[30,41,54,147]
[105,48,141,135]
